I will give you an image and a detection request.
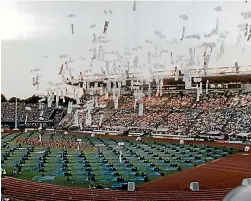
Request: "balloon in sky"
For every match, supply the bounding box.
[215,6,222,12]
[241,11,251,19]
[89,24,96,28]
[68,14,75,18]
[185,34,201,40]
[179,15,188,20]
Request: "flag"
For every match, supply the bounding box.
[99,114,103,126]
[206,80,209,94]
[133,0,136,11]
[103,21,109,34]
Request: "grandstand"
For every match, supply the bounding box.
[2,72,251,140]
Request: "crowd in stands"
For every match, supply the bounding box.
[1,102,56,125]
[59,114,74,128]
[189,111,232,135]
[160,111,200,134]
[2,91,251,137]
[224,107,251,134]
[53,110,65,127]
[143,93,195,110]
[192,92,229,110]
[91,108,116,126]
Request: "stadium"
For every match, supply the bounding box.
[1,1,251,201]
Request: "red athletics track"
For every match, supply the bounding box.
[137,151,251,191]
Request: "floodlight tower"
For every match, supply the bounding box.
[14,97,18,130]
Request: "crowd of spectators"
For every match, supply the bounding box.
[192,92,229,110]
[1,102,55,123]
[2,91,251,136]
[53,110,65,127]
[1,102,16,122]
[59,114,74,127]
[143,93,195,110]
[91,108,117,126]
[224,108,251,134]
[160,111,200,134]
[189,111,233,135]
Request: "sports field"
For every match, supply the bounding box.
[1,132,238,189]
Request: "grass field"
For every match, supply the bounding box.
[1,132,239,190]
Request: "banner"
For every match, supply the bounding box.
[196,83,200,101]
[105,91,109,100]
[138,103,143,116]
[67,101,73,114]
[148,83,151,99]
[114,95,119,109]
[206,80,209,94]
[74,110,79,127]
[99,114,103,126]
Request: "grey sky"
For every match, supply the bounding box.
[1,1,251,99]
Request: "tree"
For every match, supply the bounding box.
[1,94,7,102]
[9,97,21,102]
[25,95,40,104]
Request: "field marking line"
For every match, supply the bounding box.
[204,164,251,171]
[201,166,251,174]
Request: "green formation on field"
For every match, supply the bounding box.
[1,132,239,189]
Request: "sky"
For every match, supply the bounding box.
[1,1,251,99]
